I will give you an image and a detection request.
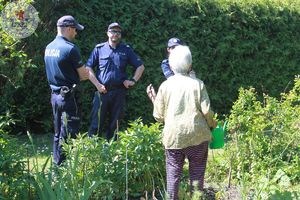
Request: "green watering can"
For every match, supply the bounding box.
[209,121,228,149]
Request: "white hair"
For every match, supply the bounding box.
[169,45,192,74]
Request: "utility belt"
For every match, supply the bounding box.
[52,85,76,97]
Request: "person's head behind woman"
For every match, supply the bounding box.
[169,45,192,75]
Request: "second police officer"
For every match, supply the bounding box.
[161,37,196,79]
[87,22,144,141]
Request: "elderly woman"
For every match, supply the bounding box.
[147,45,216,199]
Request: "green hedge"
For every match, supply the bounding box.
[1,0,300,134]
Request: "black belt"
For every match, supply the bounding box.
[52,89,61,94]
[105,85,125,91]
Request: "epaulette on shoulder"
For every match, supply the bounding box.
[121,43,131,49]
[95,42,105,48]
[162,59,168,64]
[65,40,75,46]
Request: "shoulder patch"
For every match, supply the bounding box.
[95,42,105,48]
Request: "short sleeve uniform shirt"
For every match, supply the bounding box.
[86,42,143,87]
[44,36,83,90]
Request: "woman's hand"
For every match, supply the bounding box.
[146,84,156,103]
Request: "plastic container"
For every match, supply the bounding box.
[209,121,227,149]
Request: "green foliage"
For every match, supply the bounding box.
[0,33,32,87]
[2,0,300,135]
[221,76,300,198]
[0,1,38,134]
[1,118,165,199]
[0,125,30,199]
[48,119,165,199]
[118,119,165,197]
[24,132,100,200]
[1,0,300,198]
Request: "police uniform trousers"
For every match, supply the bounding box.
[165,141,209,200]
[51,91,81,165]
[88,88,126,141]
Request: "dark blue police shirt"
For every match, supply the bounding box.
[44,36,83,90]
[161,59,174,79]
[86,42,143,87]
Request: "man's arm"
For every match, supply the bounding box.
[84,47,106,93]
[87,67,107,93]
[132,64,144,82]
[123,65,145,88]
[76,66,89,81]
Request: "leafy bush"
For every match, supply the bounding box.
[222,76,300,198]
[0,0,37,134]
[44,119,165,199]
[0,114,31,199]
[1,117,165,199]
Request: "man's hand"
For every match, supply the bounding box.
[86,67,107,93]
[96,83,107,94]
[123,79,135,88]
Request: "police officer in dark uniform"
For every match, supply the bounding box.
[86,22,144,141]
[161,38,196,79]
[161,38,182,79]
[44,15,89,165]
